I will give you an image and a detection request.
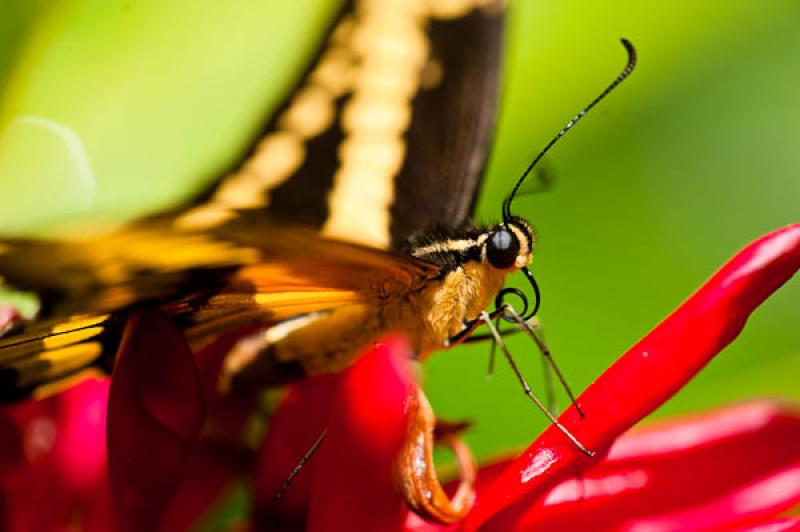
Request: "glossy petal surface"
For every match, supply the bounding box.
[495,401,800,530]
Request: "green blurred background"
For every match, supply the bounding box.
[1,0,798,486]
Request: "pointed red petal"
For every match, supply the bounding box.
[306,337,415,532]
[107,310,206,529]
[465,223,800,529]
[737,517,800,532]
[154,327,265,530]
[618,464,800,531]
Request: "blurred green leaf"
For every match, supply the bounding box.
[0,0,341,234]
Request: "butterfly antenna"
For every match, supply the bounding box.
[503,38,637,221]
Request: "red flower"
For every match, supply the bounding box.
[260,223,800,529]
[0,223,798,530]
[465,400,800,531]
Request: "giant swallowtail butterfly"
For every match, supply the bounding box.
[0,0,635,521]
[0,0,512,401]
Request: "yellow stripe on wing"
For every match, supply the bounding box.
[12,342,103,390]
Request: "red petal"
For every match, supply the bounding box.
[0,394,64,531]
[253,373,340,527]
[738,517,800,531]
[0,406,25,475]
[491,401,800,529]
[52,378,109,493]
[306,336,415,532]
[107,310,206,529]
[618,465,800,531]
[0,379,116,531]
[155,329,265,530]
[159,440,249,531]
[80,471,117,532]
[464,224,800,529]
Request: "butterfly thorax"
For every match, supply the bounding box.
[399,220,534,351]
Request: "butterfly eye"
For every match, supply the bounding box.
[487,228,520,269]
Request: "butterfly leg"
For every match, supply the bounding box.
[479,311,593,457]
[450,308,560,415]
[447,310,506,382]
[503,305,585,418]
[447,307,506,347]
[460,315,508,383]
[459,322,520,344]
[273,428,327,502]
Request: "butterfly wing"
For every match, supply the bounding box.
[389,6,505,245]
[171,2,505,250]
[0,313,114,401]
[0,224,439,398]
[0,1,506,400]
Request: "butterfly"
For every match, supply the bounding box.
[0,0,635,521]
[0,0,511,400]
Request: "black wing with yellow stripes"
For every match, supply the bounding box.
[171,0,505,250]
[0,0,505,400]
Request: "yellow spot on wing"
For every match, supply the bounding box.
[173,206,236,230]
[312,47,354,96]
[0,314,109,351]
[253,291,359,308]
[77,229,260,283]
[14,342,102,389]
[1,327,104,363]
[32,367,104,400]
[201,291,359,315]
[279,86,336,139]
[51,315,107,334]
[246,132,306,186]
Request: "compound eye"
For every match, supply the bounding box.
[487,228,520,269]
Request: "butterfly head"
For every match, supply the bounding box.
[407,217,533,275]
[486,38,637,319]
[485,216,541,319]
[485,217,534,271]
